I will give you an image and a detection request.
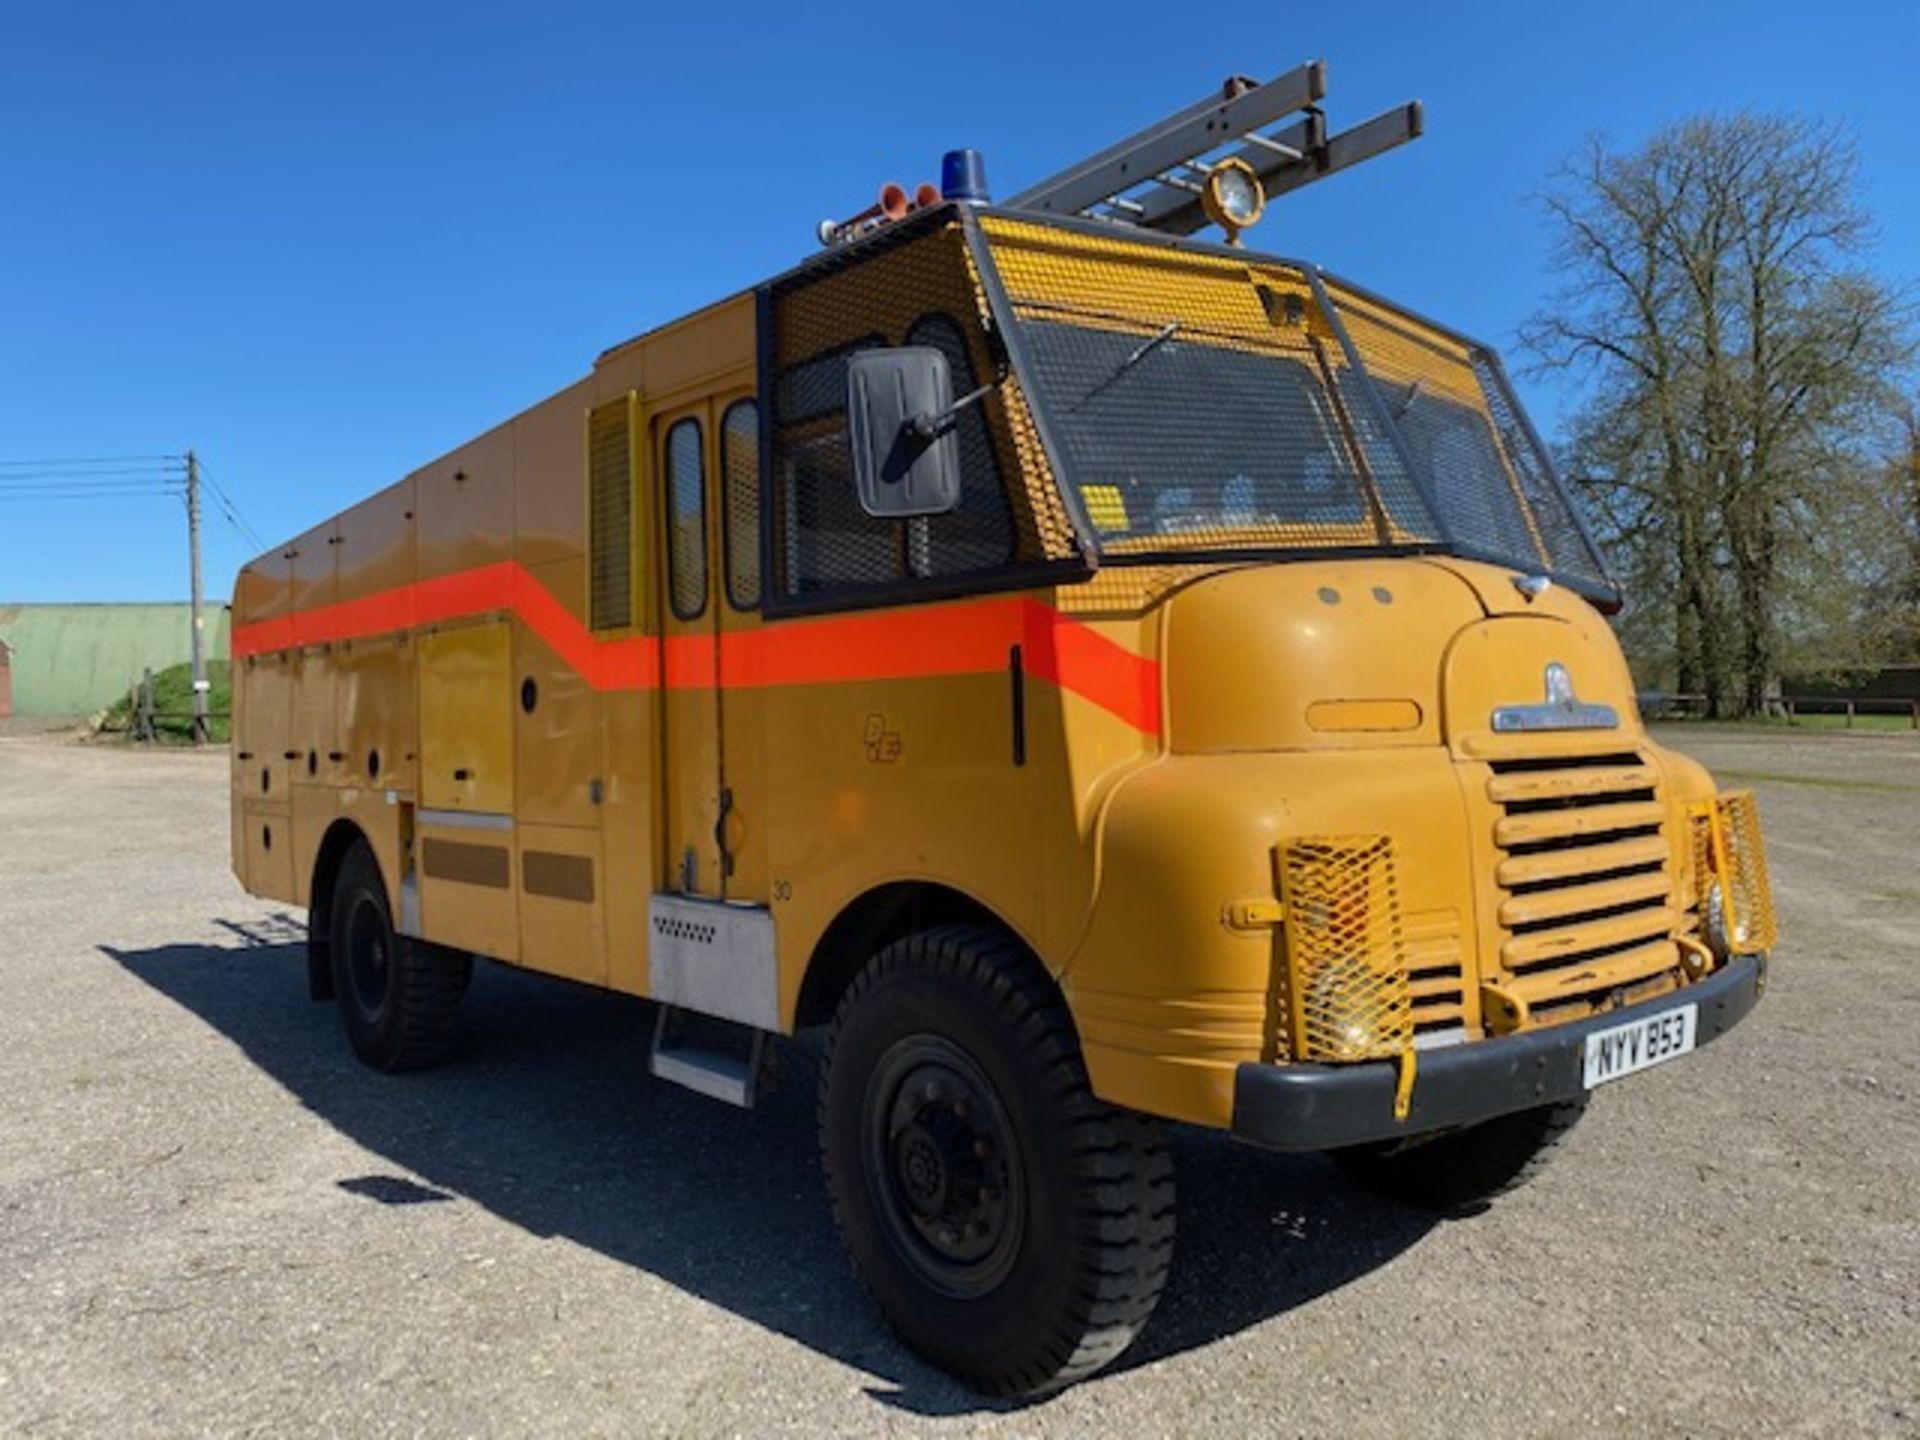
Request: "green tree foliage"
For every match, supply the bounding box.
[1524,116,1914,715]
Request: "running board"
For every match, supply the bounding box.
[648,1005,768,1108]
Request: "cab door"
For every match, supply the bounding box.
[658,400,723,897]
[656,387,766,903]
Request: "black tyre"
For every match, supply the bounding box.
[1328,1099,1588,1211]
[819,926,1174,1397]
[327,840,467,1072]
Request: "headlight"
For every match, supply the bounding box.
[1308,957,1391,1060]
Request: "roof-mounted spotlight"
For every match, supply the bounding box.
[1200,156,1266,245]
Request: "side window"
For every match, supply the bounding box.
[773,339,896,597]
[721,400,761,610]
[587,398,632,630]
[666,418,707,620]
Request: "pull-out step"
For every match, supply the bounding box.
[648,1004,769,1108]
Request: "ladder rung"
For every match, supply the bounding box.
[1240,129,1305,161]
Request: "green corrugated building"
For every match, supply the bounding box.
[0,603,230,717]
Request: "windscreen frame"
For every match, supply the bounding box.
[967,205,1622,610]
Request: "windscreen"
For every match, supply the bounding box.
[1020,321,1377,539]
[980,215,1616,601]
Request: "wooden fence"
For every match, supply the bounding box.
[1639,693,1920,728]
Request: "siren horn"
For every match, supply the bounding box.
[818,181,913,246]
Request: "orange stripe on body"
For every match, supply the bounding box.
[1021,601,1162,736]
[510,565,617,688]
[663,634,717,690]
[723,598,1026,690]
[231,560,1162,735]
[414,561,514,627]
[600,636,656,690]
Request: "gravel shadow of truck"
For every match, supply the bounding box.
[103,930,1438,1415]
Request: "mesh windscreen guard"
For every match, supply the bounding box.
[980,215,1615,597]
[1324,283,1612,591]
[764,217,1079,605]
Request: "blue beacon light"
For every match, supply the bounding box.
[940,149,991,204]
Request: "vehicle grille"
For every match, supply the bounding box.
[1487,751,1682,1024]
[1405,908,1468,1042]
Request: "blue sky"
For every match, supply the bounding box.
[2,1,1915,602]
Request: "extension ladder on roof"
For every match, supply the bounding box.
[1005,60,1422,235]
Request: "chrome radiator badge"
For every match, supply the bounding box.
[1491,662,1620,732]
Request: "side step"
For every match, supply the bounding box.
[648,1005,769,1109]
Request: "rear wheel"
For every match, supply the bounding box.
[327,840,466,1072]
[819,926,1174,1397]
[1327,1099,1588,1210]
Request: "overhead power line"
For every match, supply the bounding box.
[0,490,183,501]
[0,474,184,486]
[0,485,184,498]
[192,458,266,551]
[0,454,183,468]
[0,485,183,494]
[0,474,185,485]
[0,451,265,551]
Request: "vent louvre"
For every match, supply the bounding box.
[588,399,633,630]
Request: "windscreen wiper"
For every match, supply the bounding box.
[1071,322,1181,412]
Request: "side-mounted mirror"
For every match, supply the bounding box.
[845,346,964,518]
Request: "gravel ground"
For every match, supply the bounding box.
[0,727,1915,1438]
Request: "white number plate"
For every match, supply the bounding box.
[1582,1004,1697,1089]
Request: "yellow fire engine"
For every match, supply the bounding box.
[229,63,1775,1395]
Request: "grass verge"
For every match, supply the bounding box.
[100,659,231,743]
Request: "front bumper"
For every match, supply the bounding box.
[1231,952,1766,1152]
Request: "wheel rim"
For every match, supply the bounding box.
[862,1034,1024,1298]
[343,892,392,1021]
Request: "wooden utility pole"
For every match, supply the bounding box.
[186,449,209,744]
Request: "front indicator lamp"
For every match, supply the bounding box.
[1202,157,1266,245]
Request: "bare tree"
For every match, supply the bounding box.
[1525,117,1912,714]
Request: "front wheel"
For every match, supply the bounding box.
[819,926,1175,1397]
[1327,1099,1588,1210]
